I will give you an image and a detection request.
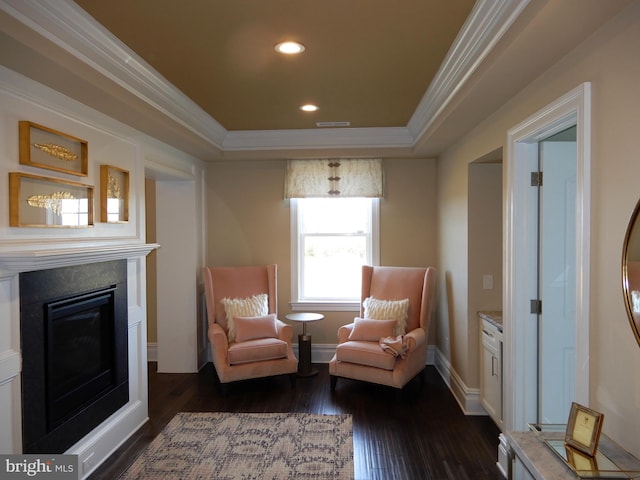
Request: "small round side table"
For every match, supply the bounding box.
[285,312,324,377]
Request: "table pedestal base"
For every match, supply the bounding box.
[297,334,318,377]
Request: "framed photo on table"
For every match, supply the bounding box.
[19,121,88,177]
[565,402,604,457]
[100,164,129,223]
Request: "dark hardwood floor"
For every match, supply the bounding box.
[89,363,503,480]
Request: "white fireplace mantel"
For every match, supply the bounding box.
[0,241,159,478]
[0,242,160,275]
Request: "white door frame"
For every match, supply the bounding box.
[504,83,591,431]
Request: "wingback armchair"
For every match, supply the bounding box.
[202,265,298,389]
[329,266,437,390]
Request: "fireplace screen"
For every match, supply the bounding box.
[20,260,128,454]
[46,287,117,430]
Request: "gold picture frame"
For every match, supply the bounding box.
[565,402,604,457]
[9,172,94,227]
[565,444,599,472]
[100,165,129,223]
[19,121,88,177]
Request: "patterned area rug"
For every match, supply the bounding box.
[119,412,353,479]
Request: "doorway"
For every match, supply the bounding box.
[145,164,205,374]
[505,84,591,431]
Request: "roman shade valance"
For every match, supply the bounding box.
[284,158,383,198]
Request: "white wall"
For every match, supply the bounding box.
[467,161,503,389]
[155,180,199,373]
[436,0,640,456]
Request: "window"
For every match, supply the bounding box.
[291,197,379,310]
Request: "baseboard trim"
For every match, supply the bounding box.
[297,344,338,364]
[147,342,157,362]
[292,343,437,365]
[150,342,437,367]
[434,348,486,416]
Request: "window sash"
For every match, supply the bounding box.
[290,198,379,310]
[300,233,370,301]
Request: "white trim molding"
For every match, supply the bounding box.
[504,83,591,432]
[0,0,227,149]
[147,343,158,363]
[295,344,339,365]
[292,344,437,366]
[0,242,159,275]
[408,0,531,141]
[434,348,486,416]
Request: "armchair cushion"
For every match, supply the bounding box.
[228,338,289,365]
[348,318,397,342]
[335,341,397,371]
[363,296,409,336]
[221,293,269,342]
[234,313,278,343]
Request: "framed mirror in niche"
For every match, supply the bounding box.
[622,197,640,347]
[9,172,94,227]
[19,121,88,177]
[100,165,129,223]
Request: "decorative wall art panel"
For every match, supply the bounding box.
[100,165,129,223]
[9,172,94,227]
[19,121,88,176]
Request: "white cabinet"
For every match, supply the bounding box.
[480,313,503,430]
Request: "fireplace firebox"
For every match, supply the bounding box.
[20,260,129,454]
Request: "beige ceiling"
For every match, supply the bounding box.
[73,0,475,132]
[0,1,633,160]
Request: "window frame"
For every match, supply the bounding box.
[290,197,380,311]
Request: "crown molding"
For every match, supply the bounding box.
[0,0,227,149]
[407,0,531,140]
[223,126,415,152]
[0,0,528,158]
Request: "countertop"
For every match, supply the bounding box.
[506,430,576,480]
[506,427,640,480]
[479,310,503,332]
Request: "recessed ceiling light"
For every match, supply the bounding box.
[275,41,305,55]
[300,104,319,112]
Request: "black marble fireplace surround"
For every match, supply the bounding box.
[20,260,129,454]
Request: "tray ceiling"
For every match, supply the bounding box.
[74,0,475,132]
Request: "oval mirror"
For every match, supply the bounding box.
[623,198,640,347]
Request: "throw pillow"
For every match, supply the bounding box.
[348,317,397,342]
[221,293,269,342]
[234,313,278,343]
[362,296,410,336]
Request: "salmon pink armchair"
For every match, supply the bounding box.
[203,265,297,390]
[329,266,437,390]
